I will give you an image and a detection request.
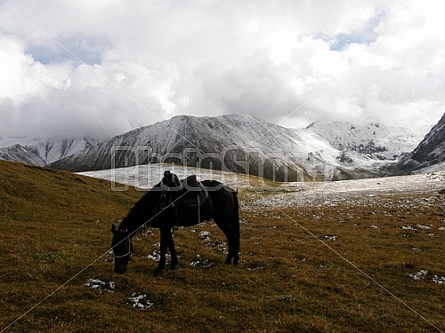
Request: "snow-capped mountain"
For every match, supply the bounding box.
[0,137,99,166]
[307,121,431,160]
[388,112,445,174]
[0,144,46,166]
[47,114,428,181]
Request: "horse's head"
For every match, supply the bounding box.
[111,224,133,274]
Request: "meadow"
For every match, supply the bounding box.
[1,160,444,332]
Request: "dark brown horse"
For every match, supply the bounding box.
[111,172,240,276]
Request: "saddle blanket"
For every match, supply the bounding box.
[182,183,208,207]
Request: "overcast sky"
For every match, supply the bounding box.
[1,0,444,139]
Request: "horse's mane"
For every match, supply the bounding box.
[119,182,162,233]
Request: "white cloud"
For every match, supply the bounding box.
[0,0,444,139]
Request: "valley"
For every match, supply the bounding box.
[1,160,444,332]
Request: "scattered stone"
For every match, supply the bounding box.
[207,240,227,253]
[402,225,417,231]
[84,278,115,293]
[199,231,211,241]
[190,255,214,269]
[147,250,171,261]
[319,235,338,242]
[407,270,445,285]
[432,275,445,284]
[128,292,153,311]
[278,294,295,302]
[407,269,428,280]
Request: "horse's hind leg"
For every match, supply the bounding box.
[230,233,240,266]
[216,221,239,265]
[232,237,239,266]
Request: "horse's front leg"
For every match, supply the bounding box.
[166,229,179,270]
[154,228,168,276]
[154,227,178,276]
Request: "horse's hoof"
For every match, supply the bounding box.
[153,268,163,276]
[170,264,179,270]
[233,257,239,266]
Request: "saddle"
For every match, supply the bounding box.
[181,175,208,207]
[162,173,210,226]
[159,172,209,213]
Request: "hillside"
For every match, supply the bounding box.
[1,160,445,332]
[0,160,141,222]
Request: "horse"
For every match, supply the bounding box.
[111,171,240,276]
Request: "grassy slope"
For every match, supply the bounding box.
[1,160,444,332]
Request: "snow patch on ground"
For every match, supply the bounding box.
[80,165,445,206]
[243,171,445,210]
[79,163,252,191]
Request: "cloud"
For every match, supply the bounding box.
[26,32,112,65]
[0,0,444,139]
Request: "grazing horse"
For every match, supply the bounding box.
[111,171,240,276]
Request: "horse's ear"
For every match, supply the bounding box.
[111,224,117,235]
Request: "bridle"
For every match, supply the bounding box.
[113,231,133,259]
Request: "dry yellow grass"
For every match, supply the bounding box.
[1,160,444,332]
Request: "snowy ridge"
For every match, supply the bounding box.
[307,121,430,160]
[1,113,440,180]
[0,137,99,166]
[50,114,359,180]
[0,144,46,166]
[390,112,445,174]
[49,114,425,181]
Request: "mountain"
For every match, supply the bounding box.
[307,121,430,161]
[47,114,428,181]
[0,137,99,167]
[388,112,445,174]
[0,144,46,166]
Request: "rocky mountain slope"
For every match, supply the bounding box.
[307,121,430,160]
[0,137,99,166]
[47,114,428,181]
[389,112,445,174]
